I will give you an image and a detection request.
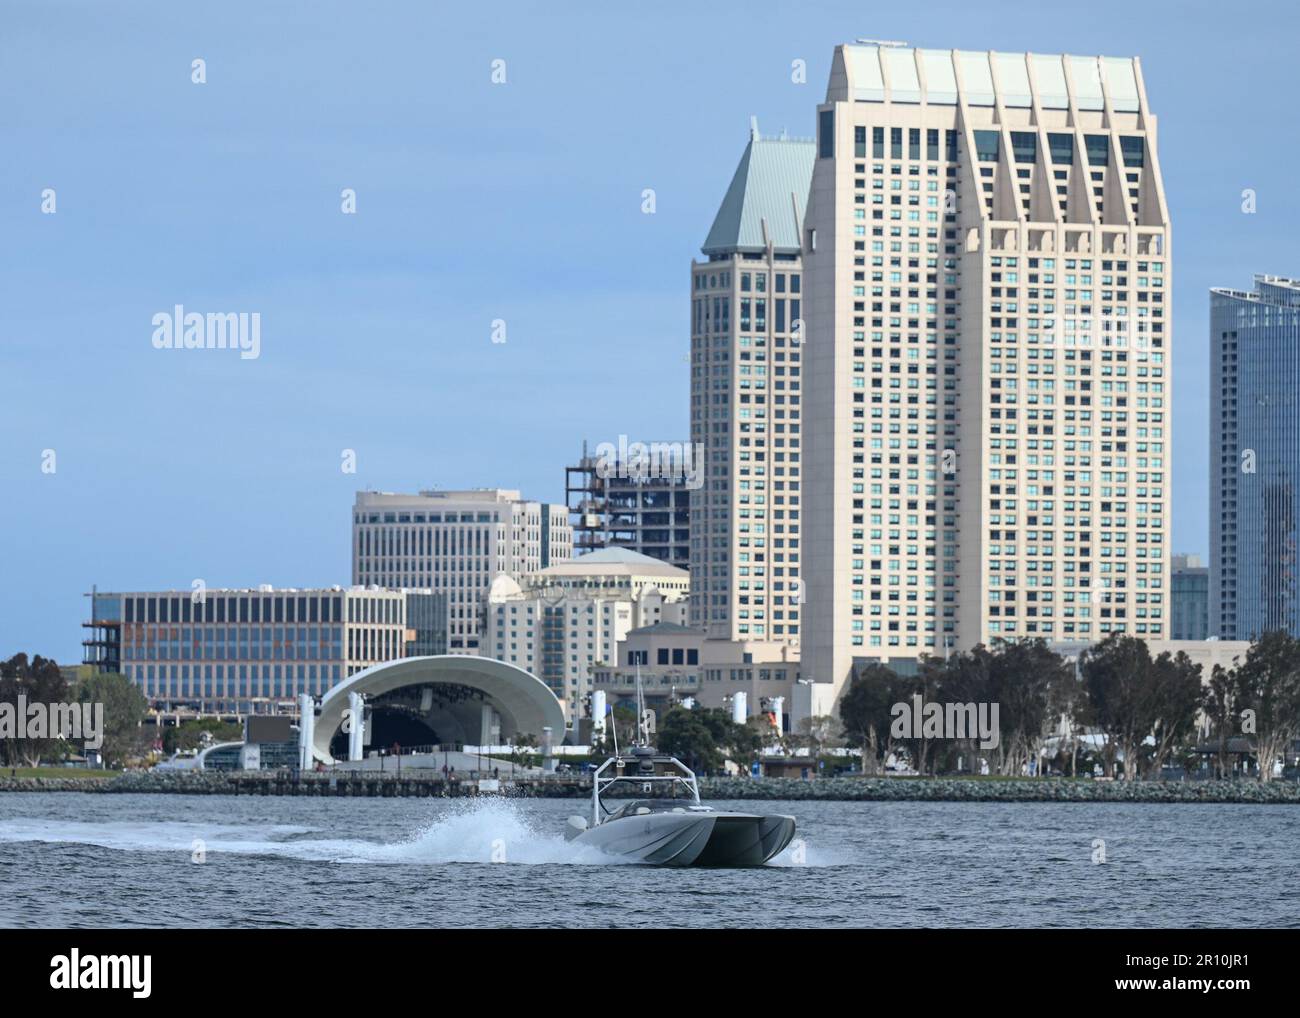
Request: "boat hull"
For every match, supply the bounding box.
[575,812,796,867]
[692,813,797,867]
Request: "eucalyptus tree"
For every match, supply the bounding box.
[839,662,911,775]
[1144,651,1202,778]
[1201,663,1241,779]
[985,640,1073,776]
[72,671,149,767]
[1232,630,1300,781]
[1077,635,1153,780]
[0,653,69,767]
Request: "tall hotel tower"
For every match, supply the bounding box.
[690,120,815,644]
[1210,276,1300,639]
[802,43,1171,698]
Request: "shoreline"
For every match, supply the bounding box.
[3,771,1299,803]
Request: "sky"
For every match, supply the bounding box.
[2,0,1298,663]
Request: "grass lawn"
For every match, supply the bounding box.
[2,766,119,780]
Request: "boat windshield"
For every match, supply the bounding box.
[606,800,712,821]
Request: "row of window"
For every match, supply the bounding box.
[115,594,404,625]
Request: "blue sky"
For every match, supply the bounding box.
[3,0,1297,662]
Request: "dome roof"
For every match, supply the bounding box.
[487,574,524,602]
[537,548,688,580]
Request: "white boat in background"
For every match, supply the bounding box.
[564,747,796,867]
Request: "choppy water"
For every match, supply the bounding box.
[0,794,1296,927]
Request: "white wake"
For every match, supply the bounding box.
[0,800,620,866]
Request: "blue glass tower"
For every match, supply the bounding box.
[1210,276,1300,639]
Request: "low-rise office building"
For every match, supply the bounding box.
[83,586,429,710]
[592,623,800,731]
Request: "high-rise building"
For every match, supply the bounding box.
[1170,553,1210,640]
[565,441,692,568]
[352,489,571,653]
[802,44,1171,700]
[484,547,689,716]
[1210,276,1300,639]
[83,586,418,710]
[690,119,814,645]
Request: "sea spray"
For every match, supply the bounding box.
[320,797,623,865]
[0,800,625,866]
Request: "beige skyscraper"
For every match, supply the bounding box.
[352,489,571,654]
[801,43,1171,702]
[689,120,815,645]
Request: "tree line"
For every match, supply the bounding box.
[839,633,1300,782]
[0,653,150,768]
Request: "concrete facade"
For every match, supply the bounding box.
[484,548,689,719]
[690,121,814,646]
[592,623,799,731]
[802,44,1172,704]
[352,489,571,654]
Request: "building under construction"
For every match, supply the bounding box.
[565,441,692,569]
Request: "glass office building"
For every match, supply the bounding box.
[1170,553,1210,640]
[1210,276,1300,639]
[84,586,421,709]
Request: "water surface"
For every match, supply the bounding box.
[1,793,1294,928]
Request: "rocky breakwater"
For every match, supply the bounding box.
[5,770,1299,803]
[698,776,1300,803]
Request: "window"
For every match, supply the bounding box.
[854,125,866,158]
[1120,136,1145,167]
[818,109,834,158]
[974,131,1000,162]
[1085,135,1109,165]
[1048,133,1073,165]
[1011,132,1036,163]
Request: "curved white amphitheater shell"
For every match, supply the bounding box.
[311,655,565,765]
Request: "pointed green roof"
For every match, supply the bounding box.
[702,120,814,257]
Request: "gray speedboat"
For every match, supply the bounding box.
[564,746,796,867]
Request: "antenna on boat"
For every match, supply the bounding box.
[635,663,648,747]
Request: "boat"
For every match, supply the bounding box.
[564,746,796,866]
